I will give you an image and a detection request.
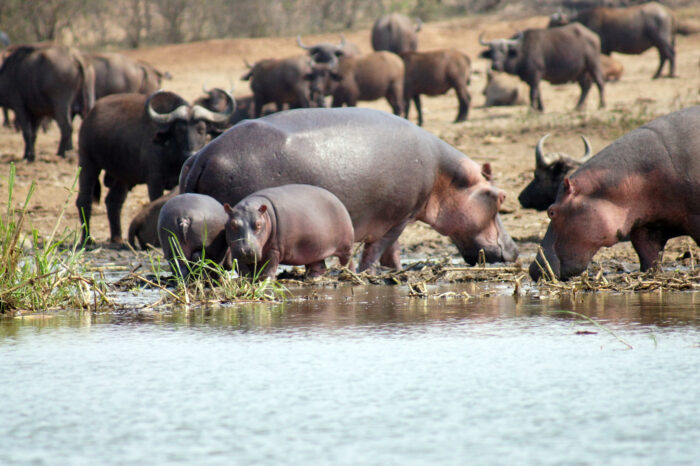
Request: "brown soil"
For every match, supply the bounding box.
[2,12,700,279]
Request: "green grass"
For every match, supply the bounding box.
[137,233,288,306]
[0,164,108,315]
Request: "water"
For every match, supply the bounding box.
[1,285,699,465]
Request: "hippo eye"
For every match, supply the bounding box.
[254,222,262,231]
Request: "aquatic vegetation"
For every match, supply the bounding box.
[131,236,288,306]
[0,164,108,315]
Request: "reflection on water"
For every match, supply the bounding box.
[1,285,699,465]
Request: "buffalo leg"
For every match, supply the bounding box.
[105,181,129,244]
[387,84,404,116]
[2,107,10,128]
[16,111,39,162]
[630,227,669,271]
[575,75,592,111]
[649,30,675,78]
[528,83,543,112]
[454,82,470,122]
[76,164,101,244]
[413,95,423,126]
[54,102,73,157]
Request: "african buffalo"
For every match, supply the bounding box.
[296,34,361,62]
[549,2,676,79]
[89,53,170,99]
[479,24,605,112]
[371,13,421,54]
[402,49,471,126]
[0,45,95,161]
[241,55,329,118]
[518,134,592,211]
[328,51,405,115]
[76,90,234,244]
[181,107,518,271]
[530,105,700,281]
[482,69,527,107]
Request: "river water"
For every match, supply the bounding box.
[1,284,699,465]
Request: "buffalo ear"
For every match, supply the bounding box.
[258,204,267,214]
[479,49,492,59]
[481,163,493,181]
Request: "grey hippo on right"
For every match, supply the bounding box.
[530,105,700,281]
[181,107,518,271]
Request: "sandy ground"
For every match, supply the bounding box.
[2,11,700,277]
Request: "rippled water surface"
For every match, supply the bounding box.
[1,285,699,465]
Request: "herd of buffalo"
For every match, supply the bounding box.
[0,2,698,283]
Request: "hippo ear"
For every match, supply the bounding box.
[481,163,493,181]
[563,177,576,195]
[258,204,267,214]
[223,203,233,214]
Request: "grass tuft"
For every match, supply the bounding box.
[0,164,109,315]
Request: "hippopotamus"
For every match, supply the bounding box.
[224,184,354,278]
[128,188,179,249]
[181,107,518,271]
[157,193,230,278]
[530,105,700,281]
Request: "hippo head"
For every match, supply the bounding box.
[478,32,523,75]
[529,177,626,281]
[223,201,273,268]
[429,162,518,264]
[518,134,592,211]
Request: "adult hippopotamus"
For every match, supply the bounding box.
[181,107,518,271]
[157,193,230,278]
[224,184,354,278]
[530,105,700,281]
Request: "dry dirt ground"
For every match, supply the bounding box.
[2,11,700,280]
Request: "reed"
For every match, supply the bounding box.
[0,164,108,315]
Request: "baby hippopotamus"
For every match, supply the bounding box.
[158,193,231,279]
[223,184,354,279]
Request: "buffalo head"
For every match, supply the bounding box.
[478,32,523,74]
[146,89,235,162]
[518,134,592,211]
[297,34,352,63]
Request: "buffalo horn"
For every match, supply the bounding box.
[478,32,491,46]
[580,136,593,161]
[202,82,210,94]
[339,34,346,49]
[146,91,190,125]
[415,17,423,33]
[535,134,555,167]
[192,88,236,123]
[296,35,311,50]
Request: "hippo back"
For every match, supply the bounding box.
[181,108,459,242]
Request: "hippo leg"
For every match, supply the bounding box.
[359,222,408,272]
[379,241,401,270]
[259,252,281,279]
[305,260,327,278]
[105,181,129,244]
[630,226,669,271]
